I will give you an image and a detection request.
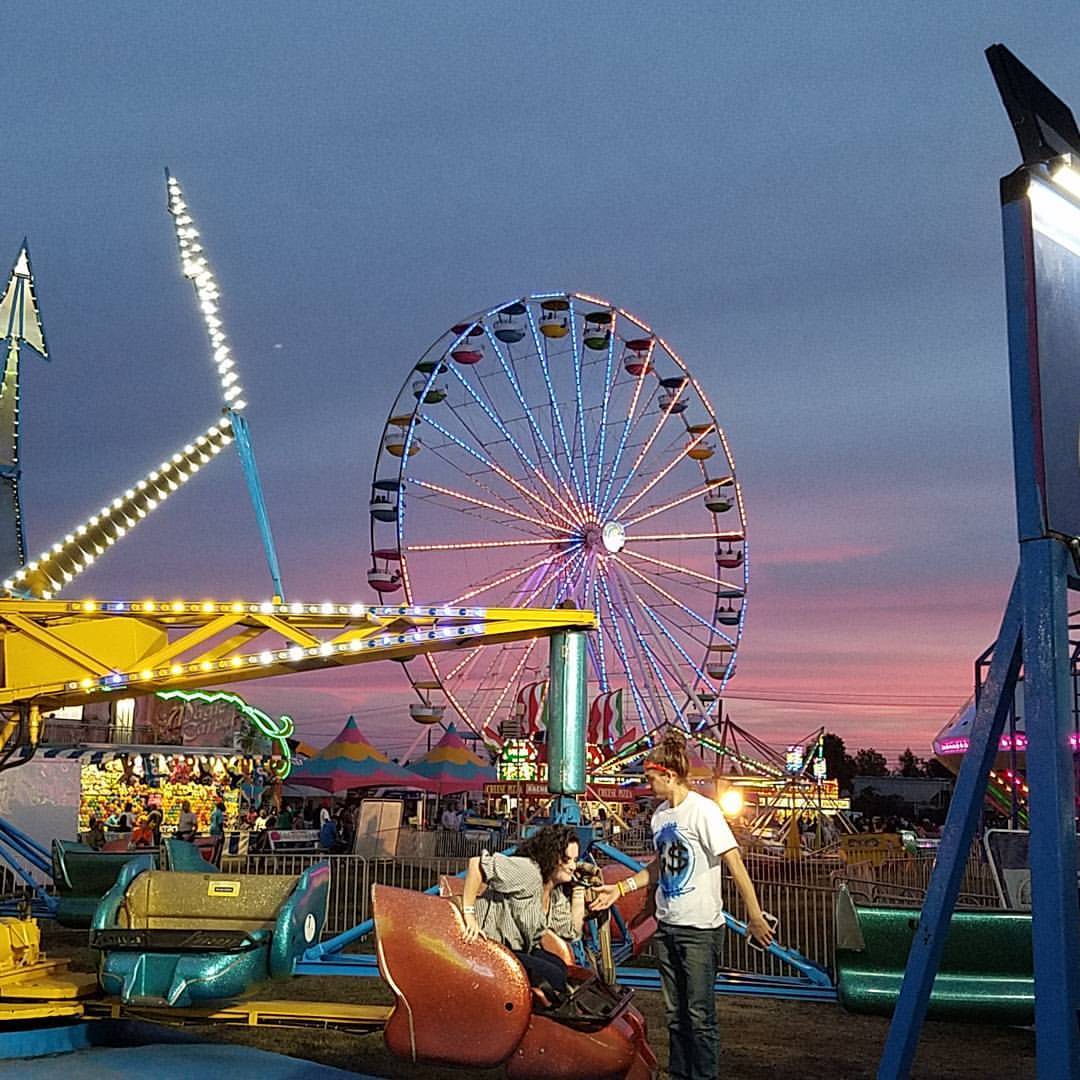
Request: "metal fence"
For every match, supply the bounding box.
[235,837,1000,978]
[830,846,999,909]
[237,852,471,937]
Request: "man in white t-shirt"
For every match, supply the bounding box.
[590,734,773,1080]
[651,786,738,928]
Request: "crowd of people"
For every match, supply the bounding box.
[82,791,380,862]
[853,814,941,837]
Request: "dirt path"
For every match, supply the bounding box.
[45,928,1034,1078]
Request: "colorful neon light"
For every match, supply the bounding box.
[156,688,294,778]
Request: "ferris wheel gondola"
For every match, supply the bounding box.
[368,291,748,742]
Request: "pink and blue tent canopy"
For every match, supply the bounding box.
[290,715,439,794]
[408,723,496,795]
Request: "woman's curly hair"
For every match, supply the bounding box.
[514,824,578,882]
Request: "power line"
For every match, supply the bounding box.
[718,688,963,710]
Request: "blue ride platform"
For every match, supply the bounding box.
[0,1020,368,1077]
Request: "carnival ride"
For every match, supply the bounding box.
[0,174,670,1076]
[93,859,330,1007]
[370,292,747,746]
[0,68,1050,1067]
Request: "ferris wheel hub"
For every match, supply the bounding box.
[600,521,626,554]
[581,521,626,554]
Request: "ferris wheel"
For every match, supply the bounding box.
[367,291,747,744]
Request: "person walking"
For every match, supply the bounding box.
[209,798,226,865]
[590,730,774,1080]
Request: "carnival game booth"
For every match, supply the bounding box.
[79,748,246,840]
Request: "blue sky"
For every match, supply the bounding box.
[4,3,1080,759]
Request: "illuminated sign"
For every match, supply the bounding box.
[498,738,539,781]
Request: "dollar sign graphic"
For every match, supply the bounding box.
[664,840,690,882]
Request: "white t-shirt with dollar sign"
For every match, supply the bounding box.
[651,790,738,929]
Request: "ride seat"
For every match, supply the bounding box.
[374,883,532,1068]
[118,871,297,933]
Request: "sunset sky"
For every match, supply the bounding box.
[5,4,1079,762]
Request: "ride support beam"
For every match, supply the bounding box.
[877,575,1023,1078]
[546,627,588,800]
[0,599,596,713]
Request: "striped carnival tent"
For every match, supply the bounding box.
[407,724,495,796]
[290,715,439,794]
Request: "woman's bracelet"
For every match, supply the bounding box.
[463,905,476,914]
[616,876,640,897]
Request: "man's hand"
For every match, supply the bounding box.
[747,912,775,948]
[587,883,622,912]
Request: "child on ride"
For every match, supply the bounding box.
[462,824,585,1005]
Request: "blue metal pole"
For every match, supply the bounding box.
[1000,174,1080,1078]
[547,626,587,825]
[878,574,1022,1079]
[1021,537,1080,1076]
[0,816,52,875]
[229,409,285,600]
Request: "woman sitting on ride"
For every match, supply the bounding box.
[461,824,585,1005]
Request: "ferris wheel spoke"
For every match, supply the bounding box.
[406,491,545,541]
[614,554,735,645]
[608,569,686,720]
[408,537,571,552]
[552,547,589,605]
[444,360,584,526]
[443,647,483,684]
[567,297,591,504]
[598,570,670,729]
[621,548,741,591]
[420,440,548,535]
[606,425,711,522]
[627,530,745,543]
[589,323,618,511]
[479,637,541,732]
[640,601,720,701]
[599,394,692,521]
[448,549,563,605]
[610,562,719,705]
[420,412,581,531]
[441,365,566,517]
[589,576,610,691]
[480,330,586,523]
[519,546,586,606]
[594,572,656,732]
[524,305,587,508]
[598,341,656,514]
[624,479,732,528]
[408,479,576,536]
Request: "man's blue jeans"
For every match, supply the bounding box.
[653,921,722,1080]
